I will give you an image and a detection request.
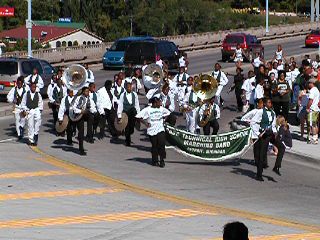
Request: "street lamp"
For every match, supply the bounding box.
[26,0,32,58]
[266,0,269,33]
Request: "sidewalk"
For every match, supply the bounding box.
[287,124,320,165]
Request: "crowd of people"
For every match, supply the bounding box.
[6,45,320,178]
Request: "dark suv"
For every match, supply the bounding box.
[0,57,55,97]
[221,33,264,62]
[124,40,180,70]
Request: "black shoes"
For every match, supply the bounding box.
[256,175,264,182]
[159,160,165,168]
[273,167,281,176]
[79,150,87,156]
[33,135,38,146]
[151,160,159,166]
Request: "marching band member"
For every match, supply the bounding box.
[183,78,201,134]
[173,66,189,107]
[51,78,67,128]
[241,70,256,111]
[89,83,105,137]
[21,82,43,146]
[198,97,220,135]
[179,52,189,71]
[136,96,171,168]
[111,77,125,109]
[254,76,265,104]
[71,87,97,155]
[47,74,57,103]
[117,82,140,146]
[7,76,29,140]
[251,98,277,181]
[252,52,264,76]
[58,89,75,145]
[274,44,284,61]
[212,63,229,106]
[24,68,44,92]
[97,80,117,138]
[160,84,176,126]
[123,70,143,93]
[84,63,95,85]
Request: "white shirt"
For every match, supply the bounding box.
[183,90,199,109]
[173,72,189,84]
[97,87,113,110]
[58,96,74,121]
[242,77,256,102]
[136,106,171,136]
[7,86,29,106]
[49,84,67,103]
[235,48,243,59]
[253,57,262,68]
[124,77,142,91]
[156,59,163,69]
[250,108,277,139]
[160,93,175,112]
[275,50,283,60]
[285,71,293,89]
[241,108,259,123]
[24,74,44,91]
[117,91,140,118]
[254,84,264,100]
[291,68,300,83]
[198,103,220,120]
[268,69,278,80]
[212,70,229,86]
[309,86,320,112]
[47,82,56,102]
[89,92,105,115]
[86,69,95,83]
[71,95,97,114]
[179,56,186,67]
[21,91,44,111]
[277,64,284,71]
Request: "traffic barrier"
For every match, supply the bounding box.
[3,21,317,63]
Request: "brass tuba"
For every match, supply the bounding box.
[142,63,163,89]
[62,64,88,122]
[194,74,218,128]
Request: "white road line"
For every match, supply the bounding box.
[0,138,14,143]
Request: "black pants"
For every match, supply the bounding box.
[76,113,94,151]
[254,135,271,178]
[270,135,286,168]
[125,108,137,144]
[273,101,289,120]
[149,131,166,163]
[100,108,117,136]
[84,113,94,140]
[235,90,243,111]
[93,113,100,134]
[52,104,58,127]
[66,118,74,144]
[203,119,219,135]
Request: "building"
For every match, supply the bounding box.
[0,25,104,49]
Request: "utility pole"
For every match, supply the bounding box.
[266,0,269,33]
[27,0,32,58]
[130,15,133,36]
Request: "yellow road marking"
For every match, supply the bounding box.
[0,208,214,229]
[31,147,320,232]
[0,188,122,201]
[0,170,70,179]
[202,232,320,240]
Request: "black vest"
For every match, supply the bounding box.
[65,96,71,115]
[14,87,26,105]
[53,86,64,103]
[114,86,124,99]
[26,91,39,109]
[29,74,39,84]
[123,92,135,112]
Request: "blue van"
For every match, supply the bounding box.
[102,36,153,70]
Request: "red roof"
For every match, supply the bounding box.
[0,25,75,43]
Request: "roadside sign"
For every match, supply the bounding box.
[58,17,72,23]
[0,7,14,17]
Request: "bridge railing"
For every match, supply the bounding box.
[3,21,316,63]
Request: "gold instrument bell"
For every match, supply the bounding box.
[193,74,218,101]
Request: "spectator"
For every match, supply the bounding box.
[223,222,249,240]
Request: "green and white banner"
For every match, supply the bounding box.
[164,124,252,161]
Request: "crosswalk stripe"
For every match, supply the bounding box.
[0,208,216,229]
[0,188,122,201]
[195,232,320,240]
[0,171,70,179]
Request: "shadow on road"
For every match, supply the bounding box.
[126,157,153,166]
[231,167,277,182]
[166,160,240,166]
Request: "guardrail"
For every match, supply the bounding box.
[3,21,316,64]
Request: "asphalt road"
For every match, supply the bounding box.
[0,34,319,239]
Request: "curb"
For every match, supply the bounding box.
[286,150,320,166]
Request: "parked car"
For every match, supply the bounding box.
[221,33,264,62]
[305,29,320,47]
[124,40,180,70]
[102,36,153,70]
[0,57,55,97]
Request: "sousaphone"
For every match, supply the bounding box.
[142,63,163,89]
[194,74,218,128]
